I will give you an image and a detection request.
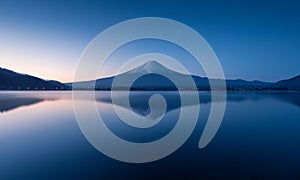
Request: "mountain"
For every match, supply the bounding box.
[47,80,69,88]
[0,67,69,90]
[114,61,205,90]
[70,61,206,90]
[1,61,299,91]
[70,60,299,91]
[272,75,300,90]
[126,60,174,74]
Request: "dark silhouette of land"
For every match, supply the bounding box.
[0,67,70,90]
[1,61,299,91]
[69,61,300,91]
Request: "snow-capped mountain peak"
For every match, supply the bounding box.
[126,60,176,74]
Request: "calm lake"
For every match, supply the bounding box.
[0,91,300,179]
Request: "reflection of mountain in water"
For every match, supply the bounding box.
[1,92,299,114]
[96,92,183,116]
[96,92,300,115]
[0,93,60,113]
[267,92,300,108]
[0,97,44,113]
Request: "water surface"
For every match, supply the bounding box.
[0,91,299,179]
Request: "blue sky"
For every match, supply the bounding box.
[0,0,299,82]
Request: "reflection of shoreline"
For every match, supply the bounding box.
[96,91,300,115]
[1,89,300,91]
[0,91,299,114]
[0,92,62,113]
[0,98,45,113]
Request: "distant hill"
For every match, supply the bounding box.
[1,62,299,91]
[272,75,300,90]
[0,67,69,90]
[69,60,299,91]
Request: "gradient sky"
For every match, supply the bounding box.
[0,0,299,82]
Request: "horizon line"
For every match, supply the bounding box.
[1,65,299,84]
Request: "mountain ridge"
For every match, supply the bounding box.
[0,67,69,90]
[69,61,300,91]
[1,62,299,91]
